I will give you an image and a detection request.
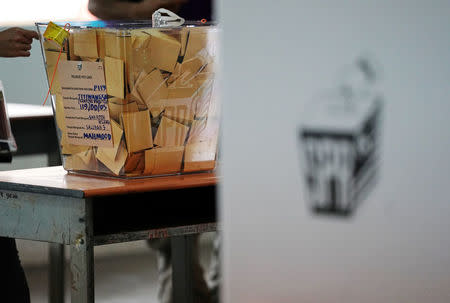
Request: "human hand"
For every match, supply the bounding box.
[0,27,39,58]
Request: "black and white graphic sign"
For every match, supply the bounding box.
[300,57,383,216]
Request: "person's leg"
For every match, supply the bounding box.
[206,233,221,303]
[150,238,173,303]
[190,235,212,303]
[0,237,30,303]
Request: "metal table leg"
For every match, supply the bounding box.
[70,240,94,303]
[48,149,65,303]
[49,243,65,303]
[69,198,94,303]
[171,235,194,303]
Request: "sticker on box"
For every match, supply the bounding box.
[58,61,114,148]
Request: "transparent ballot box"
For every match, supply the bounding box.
[36,21,219,178]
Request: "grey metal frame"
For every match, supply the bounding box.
[49,243,65,302]
[0,188,217,303]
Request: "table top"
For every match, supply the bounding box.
[7,103,53,120]
[0,166,218,198]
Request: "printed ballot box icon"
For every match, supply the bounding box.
[300,57,383,216]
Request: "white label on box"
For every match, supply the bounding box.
[58,61,113,148]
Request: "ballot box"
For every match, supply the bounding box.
[301,96,382,215]
[36,21,219,178]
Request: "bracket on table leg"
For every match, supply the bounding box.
[69,198,94,303]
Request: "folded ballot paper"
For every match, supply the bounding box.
[0,81,17,163]
[37,19,219,178]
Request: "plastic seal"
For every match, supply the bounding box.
[43,21,69,47]
[152,8,185,28]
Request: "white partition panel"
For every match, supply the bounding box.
[220,1,450,302]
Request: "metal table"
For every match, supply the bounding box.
[0,166,217,303]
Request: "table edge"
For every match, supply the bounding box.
[0,182,85,198]
[0,174,219,198]
[83,176,219,197]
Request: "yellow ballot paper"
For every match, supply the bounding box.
[43,22,69,47]
[58,61,113,148]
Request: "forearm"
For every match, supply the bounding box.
[88,0,141,19]
[88,0,184,20]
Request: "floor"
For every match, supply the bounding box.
[24,237,214,303]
